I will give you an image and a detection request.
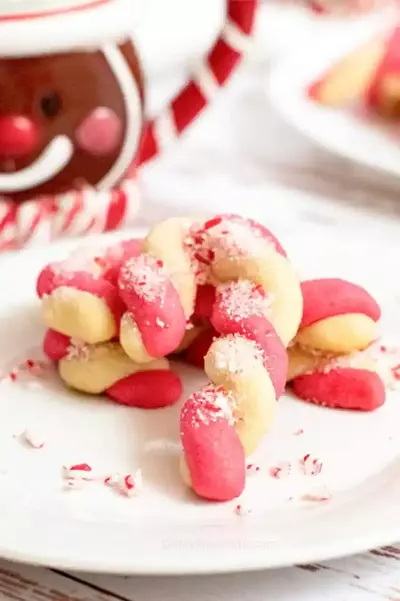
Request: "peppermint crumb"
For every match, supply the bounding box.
[18,429,45,449]
[235,503,253,516]
[119,254,167,303]
[66,339,90,361]
[213,334,264,375]
[269,462,291,479]
[182,385,236,427]
[64,479,86,491]
[217,280,269,322]
[156,317,166,328]
[62,463,94,482]
[301,489,331,503]
[2,355,51,384]
[184,215,268,285]
[392,364,400,381]
[105,470,143,497]
[294,429,304,436]
[300,455,323,476]
[246,463,261,475]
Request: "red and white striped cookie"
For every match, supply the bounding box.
[44,330,182,409]
[289,278,385,412]
[37,238,142,344]
[180,386,246,502]
[296,278,381,354]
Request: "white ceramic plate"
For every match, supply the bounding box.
[0,227,399,575]
[266,11,400,178]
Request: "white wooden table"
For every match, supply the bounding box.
[2,10,400,599]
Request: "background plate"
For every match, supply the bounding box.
[266,11,400,179]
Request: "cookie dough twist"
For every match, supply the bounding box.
[175,214,303,501]
[43,329,182,409]
[38,239,142,344]
[288,278,386,411]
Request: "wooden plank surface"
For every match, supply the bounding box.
[0,548,400,601]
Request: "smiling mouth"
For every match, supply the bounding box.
[0,135,74,193]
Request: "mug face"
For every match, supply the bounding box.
[0,41,144,204]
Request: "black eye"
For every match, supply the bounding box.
[40,93,62,118]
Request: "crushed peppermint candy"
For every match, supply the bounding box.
[181,385,236,427]
[246,463,261,475]
[300,455,323,476]
[392,364,400,381]
[322,341,400,390]
[119,254,167,303]
[301,488,332,503]
[234,503,253,516]
[62,463,95,483]
[1,353,52,386]
[104,470,143,497]
[213,334,264,375]
[64,478,86,491]
[184,216,269,285]
[66,339,90,361]
[293,429,304,436]
[217,280,270,322]
[17,429,45,449]
[269,462,292,479]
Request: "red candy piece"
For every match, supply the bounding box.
[211,283,288,398]
[106,370,182,409]
[180,387,246,501]
[292,368,386,412]
[119,254,186,358]
[300,279,381,329]
[184,328,218,369]
[43,329,70,361]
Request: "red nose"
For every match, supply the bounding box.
[0,116,40,158]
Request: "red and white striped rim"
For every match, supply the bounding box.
[0,173,140,252]
[137,0,260,167]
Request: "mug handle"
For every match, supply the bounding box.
[136,0,259,168]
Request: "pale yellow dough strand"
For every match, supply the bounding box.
[120,218,198,363]
[59,341,169,395]
[204,336,277,456]
[42,287,116,344]
[296,313,376,354]
[213,251,303,346]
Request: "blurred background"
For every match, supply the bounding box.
[130,0,400,245]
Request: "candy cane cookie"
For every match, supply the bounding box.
[43,329,182,409]
[38,239,142,344]
[177,215,303,501]
[118,218,198,363]
[288,279,385,411]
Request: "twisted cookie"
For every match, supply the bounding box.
[288,278,385,411]
[38,239,142,344]
[174,215,303,500]
[43,329,182,409]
